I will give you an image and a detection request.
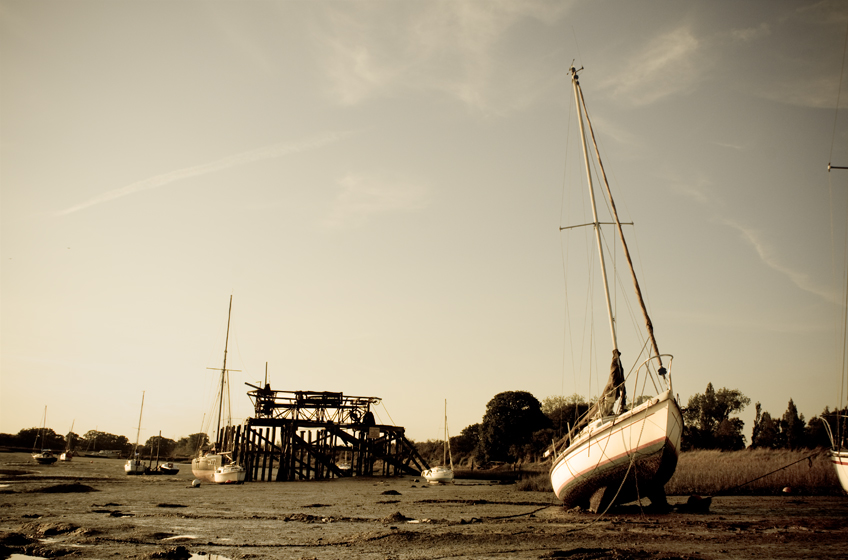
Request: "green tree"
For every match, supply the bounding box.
[541,394,590,438]
[0,427,64,450]
[805,406,848,448]
[414,440,446,465]
[76,430,131,453]
[751,403,783,449]
[682,383,750,450]
[451,423,480,457]
[144,435,177,458]
[782,399,806,450]
[477,391,550,463]
[174,433,209,457]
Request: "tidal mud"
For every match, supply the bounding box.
[0,452,845,559]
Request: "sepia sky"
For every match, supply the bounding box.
[3,0,848,446]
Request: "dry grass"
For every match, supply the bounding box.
[514,472,553,492]
[666,448,841,496]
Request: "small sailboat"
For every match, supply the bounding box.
[213,453,246,484]
[124,392,148,475]
[336,448,352,472]
[148,431,180,475]
[421,400,454,484]
[60,420,75,461]
[192,296,245,483]
[549,67,683,512]
[32,406,58,465]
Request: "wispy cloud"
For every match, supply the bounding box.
[317,2,569,113]
[667,173,712,206]
[725,219,839,304]
[322,174,428,229]
[713,141,747,151]
[604,26,702,106]
[730,22,771,42]
[55,132,353,216]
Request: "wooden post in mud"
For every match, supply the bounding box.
[260,427,269,481]
[268,425,276,481]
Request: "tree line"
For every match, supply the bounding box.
[5,383,846,465]
[0,428,210,459]
[416,384,848,467]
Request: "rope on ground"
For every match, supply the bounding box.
[482,504,554,520]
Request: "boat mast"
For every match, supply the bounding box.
[570,67,618,351]
[570,67,664,369]
[443,399,448,466]
[216,295,233,447]
[134,392,145,453]
[34,405,47,451]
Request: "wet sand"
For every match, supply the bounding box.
[0,452,846,559]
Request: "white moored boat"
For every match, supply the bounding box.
[421,465,454,484]
[422,400,454,484]
[549,67,682,512]
[214,460,246,484]
[125,392,149,475]
[60,421,75,461]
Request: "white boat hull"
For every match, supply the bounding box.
[124,459,147,475]
[422,465,454,484]
[550,389,682,511]
[192,454,224,483]
[214,464,246,484]
[831,449,848,493]
[156,462,180,475]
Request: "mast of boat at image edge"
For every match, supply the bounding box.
[827,160,848,491]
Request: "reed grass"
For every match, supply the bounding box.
[665,448,841,496]
[514,472,553,492]
[514,448,844,496]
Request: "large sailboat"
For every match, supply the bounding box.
[549,67,683,512]
[192,296,244,483]
[59,420,74,461]
[421,400,454,484]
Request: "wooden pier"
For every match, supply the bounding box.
[214,387,429,482]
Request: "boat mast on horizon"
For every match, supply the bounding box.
[192,295,245,483]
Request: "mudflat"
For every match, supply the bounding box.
[0,452,846,559]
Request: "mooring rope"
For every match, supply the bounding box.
[717,448,824,495]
